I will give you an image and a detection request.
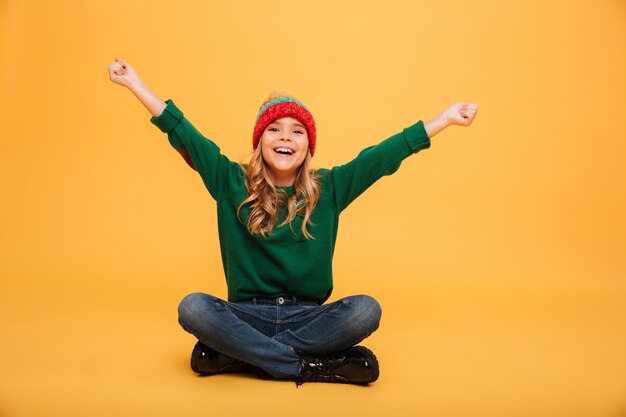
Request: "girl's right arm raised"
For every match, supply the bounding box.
[108,58,238,201]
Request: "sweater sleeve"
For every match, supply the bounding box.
[330,120,431,212]
[150,99,239,201]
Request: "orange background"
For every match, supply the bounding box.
[1,1,625,416]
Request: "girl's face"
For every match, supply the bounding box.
[260,116,309,186]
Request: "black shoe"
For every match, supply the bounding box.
[296,346,379,385]
[190,341,267,376]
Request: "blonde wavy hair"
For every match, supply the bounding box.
[236,142,321,240]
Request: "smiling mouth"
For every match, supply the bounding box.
[274,147,295,155]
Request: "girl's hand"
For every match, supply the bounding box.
[443,102,479,126]
[424,102,479,139]
[109,58,165,117]
[108,58,141,88]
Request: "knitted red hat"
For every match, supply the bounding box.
[252,91,317,157]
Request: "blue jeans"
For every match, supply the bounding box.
[177,293,382,378]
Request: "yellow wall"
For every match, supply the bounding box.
[1,0,625,416]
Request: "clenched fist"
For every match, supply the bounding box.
[108,58,141,88]
[442,102,479,126]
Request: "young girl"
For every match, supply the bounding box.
[108,57,478,385]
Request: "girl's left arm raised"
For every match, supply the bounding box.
[329,102,478,212]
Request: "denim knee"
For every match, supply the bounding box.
[177,292,218,332]
[343,294,382,336]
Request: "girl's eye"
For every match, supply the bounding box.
[268,127,304,134]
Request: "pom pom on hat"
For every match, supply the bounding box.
[267,90,292,101]
[252,90,317,157]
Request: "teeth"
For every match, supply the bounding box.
[275,147,294,155]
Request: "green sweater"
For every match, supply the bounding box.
[151,99,430,304]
